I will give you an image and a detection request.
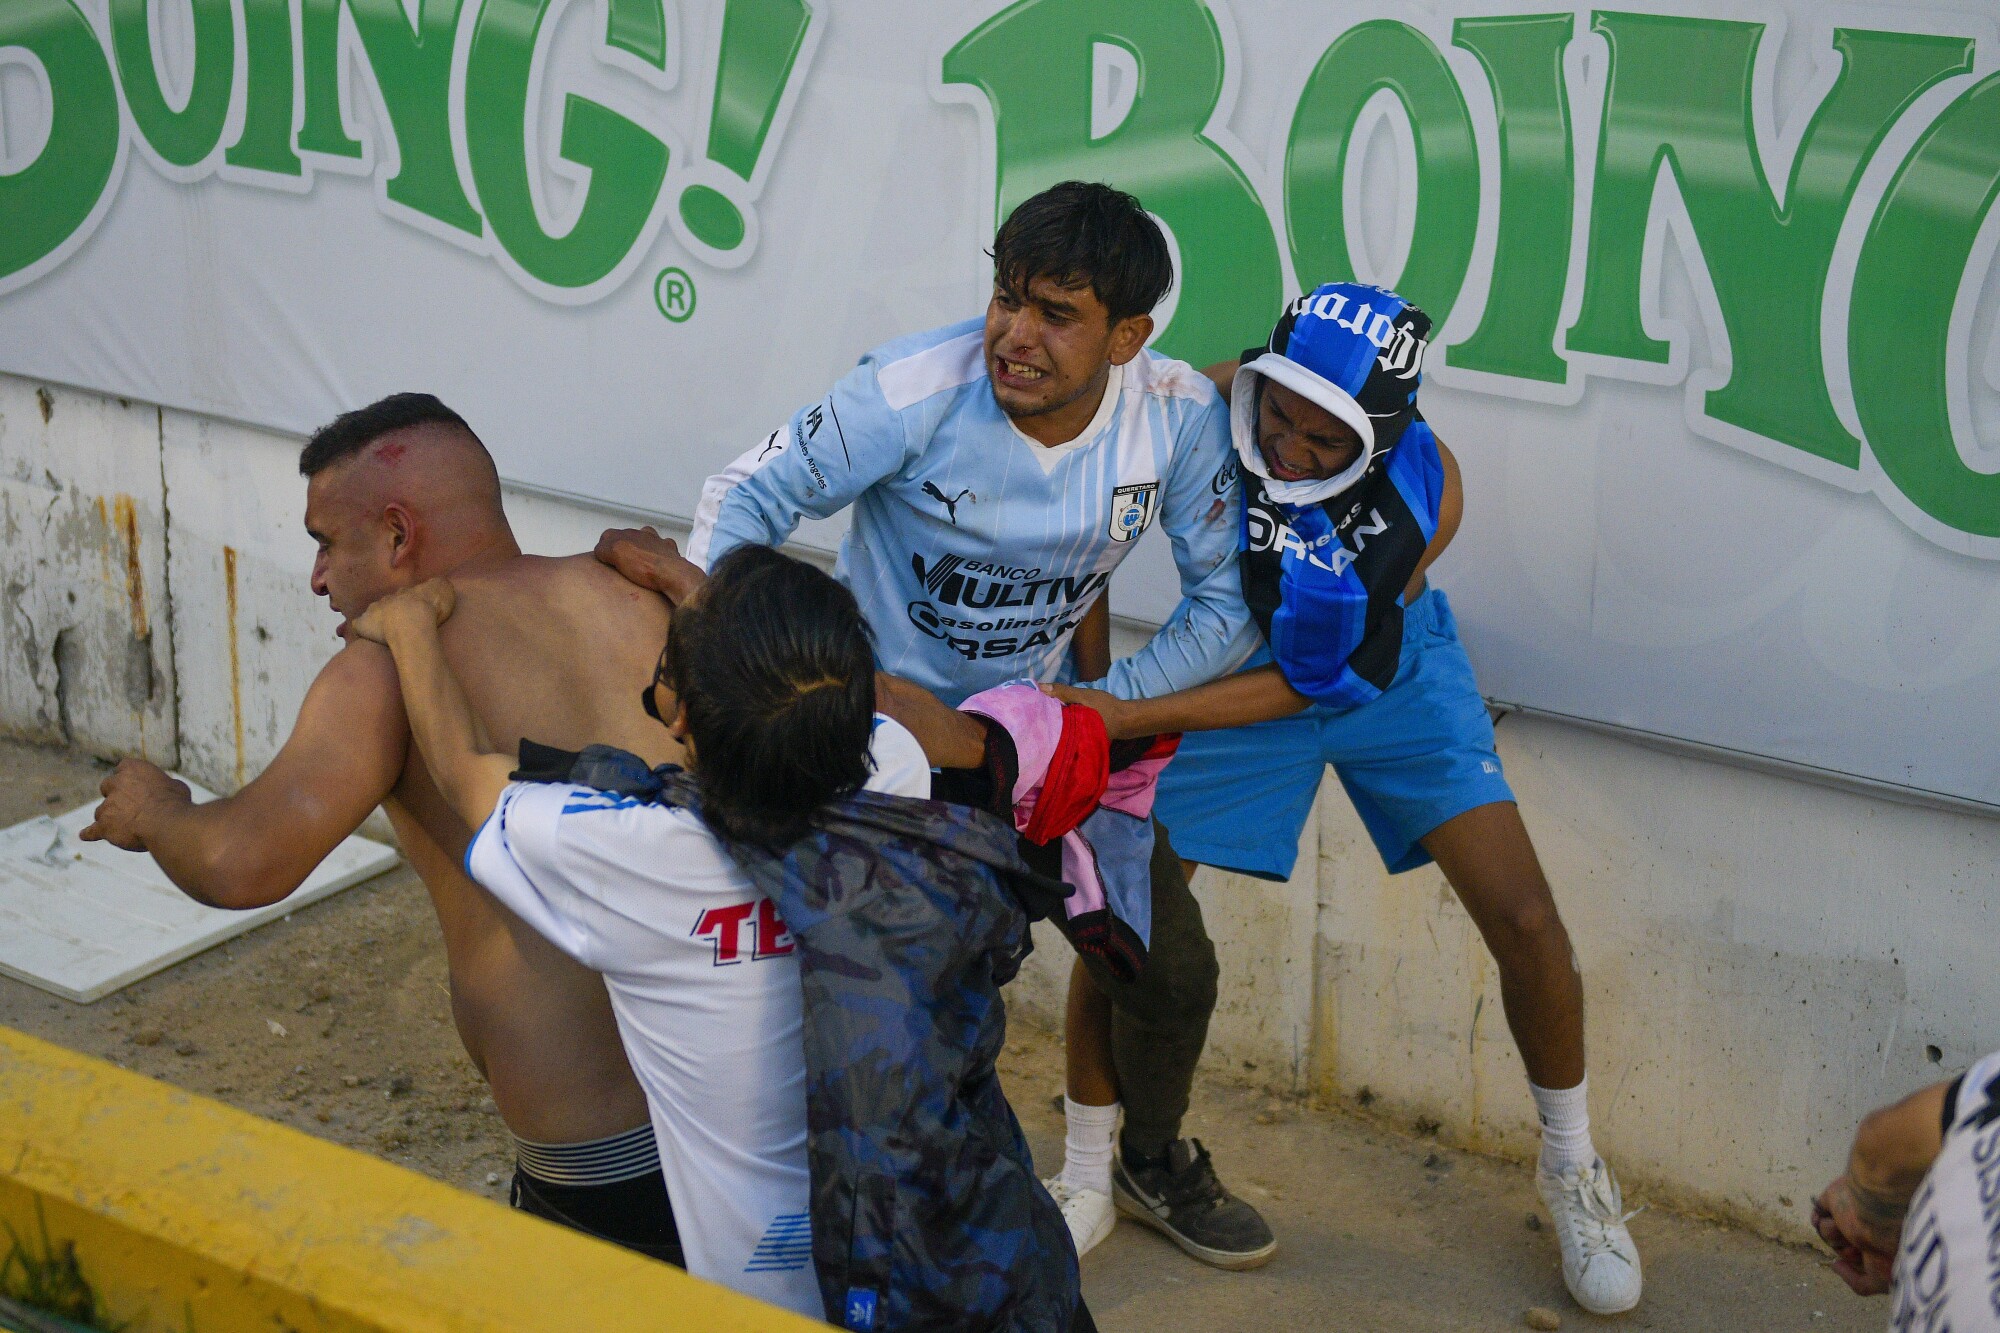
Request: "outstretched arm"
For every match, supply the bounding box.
[689,362,912,570]
[874,672,987,769]
[1047,664,1309,740]
[597,527,994,771]
[1049,579,1307,740]
[81,645,409,909]
[348,580,515,831]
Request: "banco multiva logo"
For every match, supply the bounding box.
[907,552,1107,662]
[910,553,1106,613]
[3,0,1998,552]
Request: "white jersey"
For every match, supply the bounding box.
[1892,1049,2000,1333]
[465,717,930,1317]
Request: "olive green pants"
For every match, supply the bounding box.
[1022,820,1219,1158]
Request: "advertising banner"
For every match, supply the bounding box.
[2,0,1998,804]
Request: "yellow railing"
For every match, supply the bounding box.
[0,1026,822,1331]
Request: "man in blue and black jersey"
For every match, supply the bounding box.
[1051,282,1645,1314]
[605,182,1277,1271]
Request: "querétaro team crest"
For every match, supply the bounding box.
[1108,482,1159,543]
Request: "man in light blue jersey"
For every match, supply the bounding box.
[686,188,1252,707]
[616,182,1275,1271]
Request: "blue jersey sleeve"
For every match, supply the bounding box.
[1097,394,1259,700]
[688,358,914,569]
[1253,421,1445,707]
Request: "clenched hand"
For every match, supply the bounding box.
[346,578,457,646]
[1040,681,1137,740]
[595,526,706,605]
[79,758,192,852]
[1812,1177,1899,1296]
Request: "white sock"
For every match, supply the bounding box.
[1530,1076,1596,1175]
[1061,1097,1120,1197]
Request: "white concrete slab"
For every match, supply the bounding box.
[0,781,396,1003]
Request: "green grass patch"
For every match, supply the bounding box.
[0,1201,123,1332]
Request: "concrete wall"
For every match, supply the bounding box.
[6,370,1994,1242]
[0,381,175,765]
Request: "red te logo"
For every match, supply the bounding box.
[693,899,793,965]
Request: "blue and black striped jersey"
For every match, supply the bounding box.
[1244,416,1445,708]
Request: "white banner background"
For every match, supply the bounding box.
[2,0,1998,805]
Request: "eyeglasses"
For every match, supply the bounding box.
[641,639,671,725]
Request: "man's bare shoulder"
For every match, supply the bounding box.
[242,637,408,825]
[443,555,669,669]
[434,554,679,765]
[541,551,669,597]
[318,636,404,697]
[304,640,409,750]
[518,556,668,633]
[454,553,665,609]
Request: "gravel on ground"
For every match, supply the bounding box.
[0,738,1878,1332]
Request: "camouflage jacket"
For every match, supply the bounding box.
[513,742,1079,1332]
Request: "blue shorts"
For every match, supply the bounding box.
[1153,586,1514,881]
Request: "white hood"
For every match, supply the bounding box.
[1230,352,1376,506]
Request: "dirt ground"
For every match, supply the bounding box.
[1,738,1880,1332]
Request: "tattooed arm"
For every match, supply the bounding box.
[1813,1079,1950,1296]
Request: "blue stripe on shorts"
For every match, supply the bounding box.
[1153,586,1515,881]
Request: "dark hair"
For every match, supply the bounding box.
[300,393,476,476]
[990,180,1173,323]
[666,546,877,849]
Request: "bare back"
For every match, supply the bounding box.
[381,554,679,1143]
[438,555,684,768]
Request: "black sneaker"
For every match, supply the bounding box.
[1111,1138,1277,1270]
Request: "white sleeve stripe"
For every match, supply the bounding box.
[687,429,788,569]
[465,786,594,965]
[495,793,561,912]
[463,811,493,880]
[876,331,985,411]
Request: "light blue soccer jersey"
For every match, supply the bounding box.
[689,319,1256,706]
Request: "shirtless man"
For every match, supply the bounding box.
[80,393,684,1262]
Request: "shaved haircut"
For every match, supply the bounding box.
[302,393,479,476]
[302,393,504,523]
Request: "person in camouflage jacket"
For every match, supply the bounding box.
[514,739,1087,1332]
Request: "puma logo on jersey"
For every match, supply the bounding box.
[922,481,975,524]
[693,899,793,965]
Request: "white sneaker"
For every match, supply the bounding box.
[1537,1157,1643,1314]
[1044,1175,1116,1258]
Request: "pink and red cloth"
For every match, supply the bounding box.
[959,681,1179,981]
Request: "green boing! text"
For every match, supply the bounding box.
[2,2,1995,541]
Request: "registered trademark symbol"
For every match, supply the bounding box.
[654,267,696,322]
